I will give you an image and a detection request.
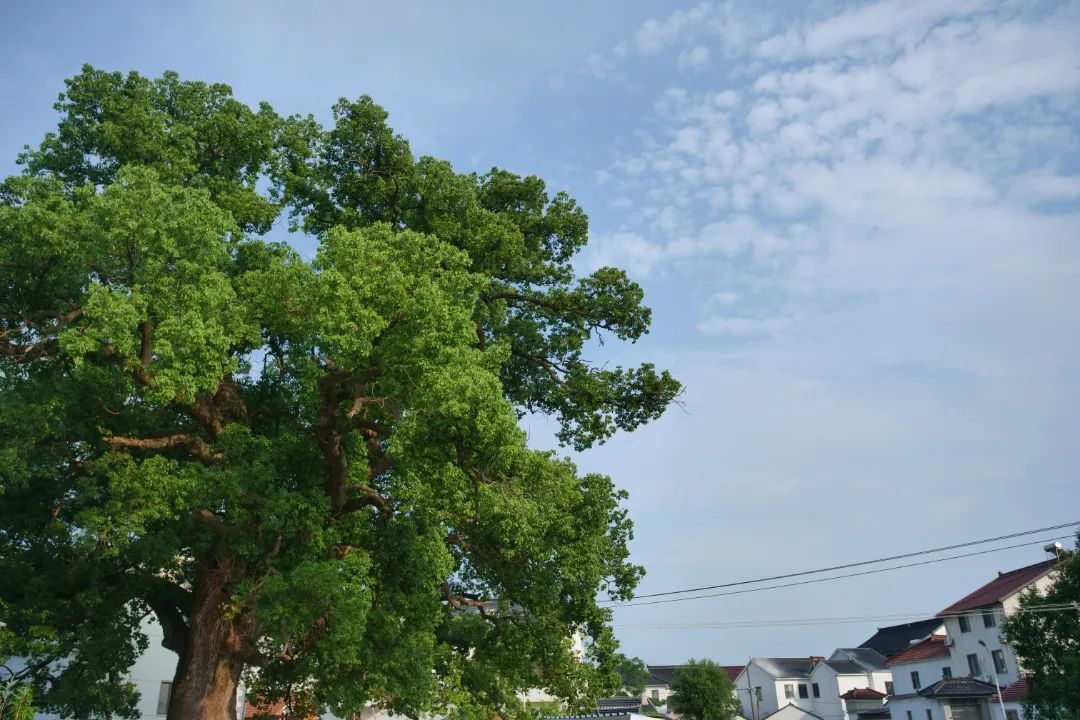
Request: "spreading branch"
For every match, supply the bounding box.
[106,432,221,464]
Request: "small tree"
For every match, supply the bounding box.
[615,656,649,698]
[1003,535,1080,720]
[668,659,740,720]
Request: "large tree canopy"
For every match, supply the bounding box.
[0,66,681,720]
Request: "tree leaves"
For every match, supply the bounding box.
[1003,536,1080,720]
[0,66,679,720]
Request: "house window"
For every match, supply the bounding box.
[798,684,809,699]
[651,689,659,702]
[906,712,913,720]
[812,683,820,698]
[756,687,763,702]
[885,681,894,696]
[967,654,981,676]
[911,671,921,690]
[926,711,933,720]
[992,649,1008,674]
[958,615,971,632]
[1005,711,1020,720]
[983,611,997,628]
[942,666,952,679]
[785,684,794,699]
[156,682,172,716]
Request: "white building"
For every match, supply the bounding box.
[935,559,1057,720]
[885,634,956,720]
[886,558,1058,720]
[808,649,890,720]
[734,657,821,720]
[734,651,889,720]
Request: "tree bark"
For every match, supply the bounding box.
[166,561,248,720]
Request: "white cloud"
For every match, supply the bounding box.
[697,315,790,335]
[584,231,663,277]
[677,45,711,71]
[708,290,739,306]
[571,0,1080,665]
[633,3,714,54]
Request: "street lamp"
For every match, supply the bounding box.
[977,640,1007,720]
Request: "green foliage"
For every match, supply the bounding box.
[614,655,649,698]
[668,659,740,720]
[0,681,36,720]
[1003,535,1080,720]
[0,66,680,720]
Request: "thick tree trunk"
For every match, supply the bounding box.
[167,561,248,720]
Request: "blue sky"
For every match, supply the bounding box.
[3,0,1079,664]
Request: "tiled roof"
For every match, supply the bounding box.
[840,688,886,700]
[646,665,683,685]
[938,560,1056,615]
[596,699,643,713]
[857,711,891,720]
[646,663,744,686]
[885,636,951,666]
[991,677,1030,703]
[834,648,889,672]
[858,619,943,657]
[825,660,865,674]
[752,657,822,678]
[917,678,997,698]
[761,705,825,720]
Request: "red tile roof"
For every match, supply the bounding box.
[938,560,1055,615]
[723,665,745,682]
[991,677,1030,703]
[840,688,886,700]
[885,635,951,666]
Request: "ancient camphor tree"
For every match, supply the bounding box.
[0,67,681,720]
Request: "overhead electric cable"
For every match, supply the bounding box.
[610,520,1077,601]
[605,533,1075,608]
[611,603,1080,631]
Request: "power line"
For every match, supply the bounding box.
[607,521,1077,602]
[613,604,1080,630]
[605,534,1074,608]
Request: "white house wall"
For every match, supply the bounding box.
[735,663,786,720]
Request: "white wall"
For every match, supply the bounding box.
[941,570,1056,689]
[807,664,845,720]
[889,655,952,696]
[735,663,787,720]
[643,682,673,708]
[887,694,943,720]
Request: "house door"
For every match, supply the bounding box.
[949,700,985,720]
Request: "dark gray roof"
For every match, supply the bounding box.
[918,678,997,698]
[646,664,684,685]
[753,658,819,678]
[858,619,943,657]
[596,699,644,713]
[762,705,826,720]
[825,660,864,674]
[857,711,891,720]
[835,648,889,672]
